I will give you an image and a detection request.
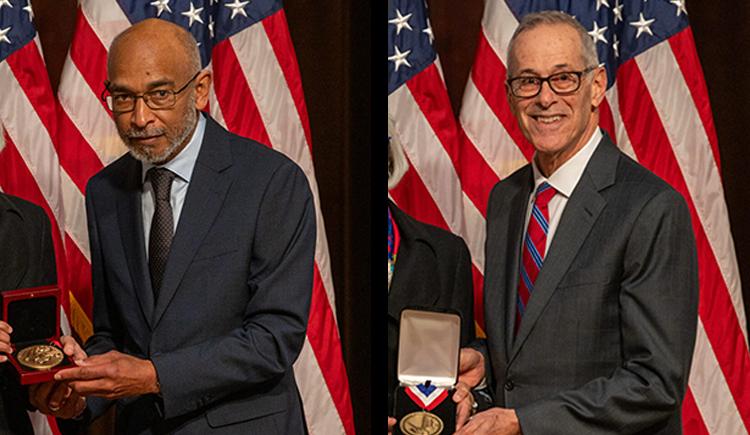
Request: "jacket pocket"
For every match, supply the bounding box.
[205,393,286,428]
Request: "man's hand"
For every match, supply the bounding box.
[452,347,485,429]
[54,350,159,399]
[388,416,396,434]
[29,381,86,419]
[453,381,476,430]
[0,321,12,362]
[59,335,87,364]
[457,348,485,389]
[454,407,520,435]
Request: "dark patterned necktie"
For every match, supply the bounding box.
[516,182,557,334]
[148,167,176,297]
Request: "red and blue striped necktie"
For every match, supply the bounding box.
[516,182,557,334]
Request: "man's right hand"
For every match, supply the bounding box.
[29,382,86,419]
[0,321,13,362]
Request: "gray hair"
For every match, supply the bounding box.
[388,114,408,190]
[506,10,599,74]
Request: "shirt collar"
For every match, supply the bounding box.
[141,112,206,184]
[531,128,603,198]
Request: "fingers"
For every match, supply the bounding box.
[0,322,13,361]
[452,381,471,403]
[47,383,72,413]
[387,416,396,435]
[29,382,57,415]
[55,391,86,420]
[60,336,87,363]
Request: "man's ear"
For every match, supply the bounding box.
[194,70,212,110]
[590,66,607,109]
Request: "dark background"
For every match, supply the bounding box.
[31,0,372,434]
[426,1,750,339]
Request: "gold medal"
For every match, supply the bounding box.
[399,411,444,435]
[16,344,64,370]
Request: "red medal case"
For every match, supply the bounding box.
[1,285,73,384]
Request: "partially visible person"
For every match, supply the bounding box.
[387,123,476,433]
[0,192,85,432]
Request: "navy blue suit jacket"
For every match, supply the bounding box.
[84,116,315,433]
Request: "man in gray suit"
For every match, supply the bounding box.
[453,11,699,435]
[38,18,314,433]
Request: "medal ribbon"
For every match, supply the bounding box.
[405,383,449,411]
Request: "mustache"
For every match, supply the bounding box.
[125,128,166,139]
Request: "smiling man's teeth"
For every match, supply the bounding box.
[537,115,561,123]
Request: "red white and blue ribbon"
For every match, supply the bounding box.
[405,383,449,411]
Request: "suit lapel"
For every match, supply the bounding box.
[116,158,155,329]
[152,119,233,328]
[510,136,618,362]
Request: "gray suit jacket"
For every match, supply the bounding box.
[84,117,314,433]
[482,135,698,434]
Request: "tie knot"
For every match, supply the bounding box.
[147,168,176,201]
[534,182,556,208]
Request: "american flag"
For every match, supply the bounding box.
[0,1,70,432]
[3,1,355,434]
[389,0,750,433]
[387,0,488,333]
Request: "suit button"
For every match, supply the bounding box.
[504,380,515,391]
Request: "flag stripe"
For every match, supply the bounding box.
[471,33,534,161]
[211,39,273,145]
[667,28,721,173]
[261,9,314,154]
[682,389,710,435]
[616,59,750,428]
[689,319,743,434]
[305,266,356,435]
[390,166,451,230]
[69,6,110,114]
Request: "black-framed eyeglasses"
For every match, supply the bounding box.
[506,66,598,98]
[101,71,201,113]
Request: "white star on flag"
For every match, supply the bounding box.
[630,12,656,39]
[0,0,12,10]
[22,0,32,20]
[150,0,172,17]
[225,0,250,20]
[423,18,434,44]
[181,2,204,27]
[208,15,215,38]
[612,0,623,24]
[595,0,609,11]
[670,0,687,16]
[389,9,413,35]
[613,33,619,58]
[389,45,412,71]
[588,21,608,45]
[0,26,10,44]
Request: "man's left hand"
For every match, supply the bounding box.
[454,407,520,435]
[53,350,159,399]
[453,381,476,430]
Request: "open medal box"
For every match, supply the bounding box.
[394,308,461,435]
[1,285,73,384]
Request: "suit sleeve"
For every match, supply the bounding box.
[516,189,699,434]
[150,161,315,419]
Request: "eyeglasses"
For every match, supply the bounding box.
[506,66,597,98]
[101,71,201,113]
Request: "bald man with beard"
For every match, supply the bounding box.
[36,19,315,434]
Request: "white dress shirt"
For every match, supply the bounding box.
[141,113,206,258]
[525,128,603,253]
